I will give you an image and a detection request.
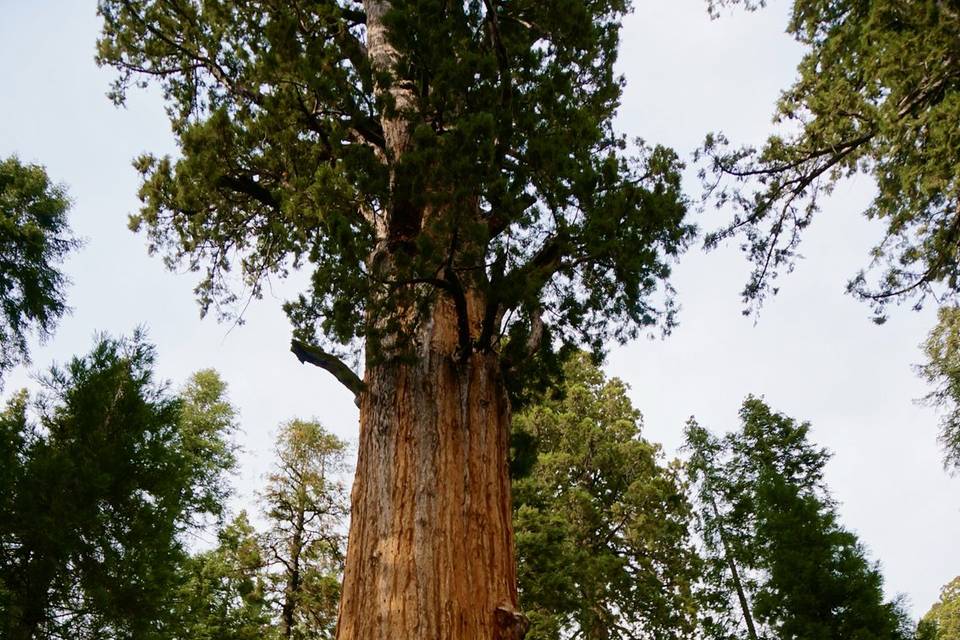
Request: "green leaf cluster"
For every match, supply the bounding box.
[96,0,692,372]
[0,156,78,382]
[921,576,960,640]
[261,419,349,640]
[169,513,272,640]
[149,419,348,640]
[919,306,960,473]
[0,332,239,639]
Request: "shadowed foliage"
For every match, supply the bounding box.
[0,156,78,383]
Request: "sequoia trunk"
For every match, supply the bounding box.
[334,3,526,636]
[335,300,525,639]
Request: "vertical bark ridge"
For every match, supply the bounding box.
[336,299,520,639]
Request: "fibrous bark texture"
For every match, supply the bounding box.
[334,3,527,637]
[337,301,524,640]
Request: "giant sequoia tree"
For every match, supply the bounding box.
[96,1,690,637]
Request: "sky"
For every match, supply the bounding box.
[1,0,957,620]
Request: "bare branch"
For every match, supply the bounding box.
[290,339,365,404]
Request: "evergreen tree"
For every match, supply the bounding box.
[167,420,349,640]
[686,397,912,640]
[95,1,692,635]
[919,306,960,474]
[699,0,960,319]
[512,353,699,640]
[261,419,349,640]
[0,156,78,382]
[0,333,239,639]
[170,513,272,640]
[921,576,960,640]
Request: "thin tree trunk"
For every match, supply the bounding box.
[282,508,305,640]
[710,497,759,640]
[336,300,525,639]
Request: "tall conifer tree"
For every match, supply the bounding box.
[0,156,78,383]
[0,335,239,639]
[686,398,911,640]
[512,353,699,640]
[96,2,692,636]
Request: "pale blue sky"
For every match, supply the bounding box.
[1,0,956,619]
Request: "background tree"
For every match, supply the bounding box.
[0,155,78,383]
[919,306,960,474]
[920,576,960,640]
[684,419,760,640]
[262,419,349,640]
[170,512,272,640]
[96,1,692,636]
[686,397,912,640]
[512,353,699,640]
[699,0,960,319]
[0,333,239,640]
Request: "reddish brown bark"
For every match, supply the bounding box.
[336,300,525,639]
[333,3,528,636]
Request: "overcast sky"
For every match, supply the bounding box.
[2,0,957,620]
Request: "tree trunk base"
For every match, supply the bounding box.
[336,346,523,640]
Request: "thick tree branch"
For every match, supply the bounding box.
[476,250,507,351]
[524,306,544,356]
[290,339,365,404]
[215,174,280,209]
[443,265,473,360]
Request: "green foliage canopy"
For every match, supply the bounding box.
[700,0,960,319]
[96,0,692,375]
[921,576,960,640]
[169,420,350,640]
[169,513,272,640]
[0,333,239,639]
[0,156,78,381]
[512,353,700,639]
[261,419,349,640]
[919,306,960,473]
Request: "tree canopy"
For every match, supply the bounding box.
[700,0,960,319]
[512,353,699,639]
[0,156,78,382]
[0,333,239,640]
[921,576,960,640]
[919,306,960,473]
[169,419,350,640]
[96,0,692,381]
[261,419,349,640]
[169,512,272,640]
